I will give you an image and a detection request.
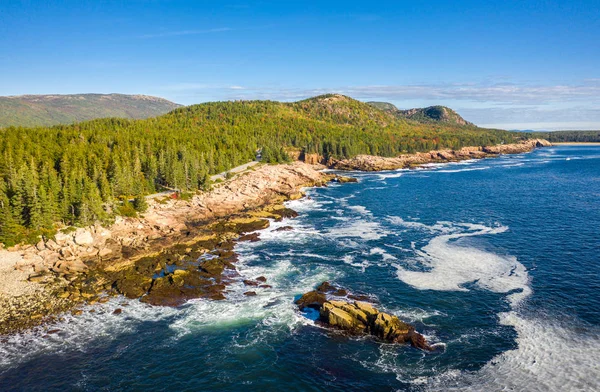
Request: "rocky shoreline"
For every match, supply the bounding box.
[327,139,551,171]
[0,163,339,334]
[0,138,551,336]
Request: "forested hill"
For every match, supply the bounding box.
[367,101,473,126]
[535,130,600,143]
[0,94,181,127]
[0,93,528,245]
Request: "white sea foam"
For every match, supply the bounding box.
[369,247,397,261]
[502,162,525,168]
[285,195,329,212]
[419,162,451,169]
[376,170,406,180]
[387,216,454,234]
[171,252,341,338]
[0,297,178,370]
[388,217,600,390]
[392,222,529,307]
[434,166,490,174]
[342,254,370,271]
[328,218,389,241]
[456,159,479,165]
[348,205,370,215]
[427,314,600,391]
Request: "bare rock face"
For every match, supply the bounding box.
[297,282,433,350]
[302,153,323,165]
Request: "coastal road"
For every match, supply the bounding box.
[146,159,261,199]
[210,160,260,182]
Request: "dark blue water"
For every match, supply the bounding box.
[1,146,599,391]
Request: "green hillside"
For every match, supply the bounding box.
[0,94,181,127]
[0,93,527,245]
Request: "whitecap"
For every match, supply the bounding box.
[376,169,407,180]
[369,247,398,261]
[434,166,490,174]
[342,254,370,271]
[348,205,371,215]
[327,219,389,241]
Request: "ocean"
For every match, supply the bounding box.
[1,145,599,391]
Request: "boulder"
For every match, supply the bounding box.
[74,230,94,246]
[98,248,113,257]
[66,260,88,273]
[295,290,326,310]
[45,239,59,251]
[199,258,227,277]
[355,301,378,318]
[316,281,347,296]
[321,302,363,332]
[372,312,412,342]
[35,240,46,251]
[238,233,260,242]
[339,302,369,325]
[334,176,358,183]
[54,232,72,246]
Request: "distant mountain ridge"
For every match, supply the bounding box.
[0,93,181,127]
[367,101,473,126]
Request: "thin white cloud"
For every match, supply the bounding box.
[140,27,232,39]
[162,81,600,105]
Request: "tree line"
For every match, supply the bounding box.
[536,130,600,143]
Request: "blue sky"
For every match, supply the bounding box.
[1,0,599,130]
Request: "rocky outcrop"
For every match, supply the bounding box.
[332,175,358,183]
[330,139,551,171]
[296,282,433,350]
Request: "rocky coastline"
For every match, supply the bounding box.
[0,138,551,336]
[0,163,338,334]
[327,139,551,171]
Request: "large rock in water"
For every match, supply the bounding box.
[297,282,433,350]
[295,290,327,310]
